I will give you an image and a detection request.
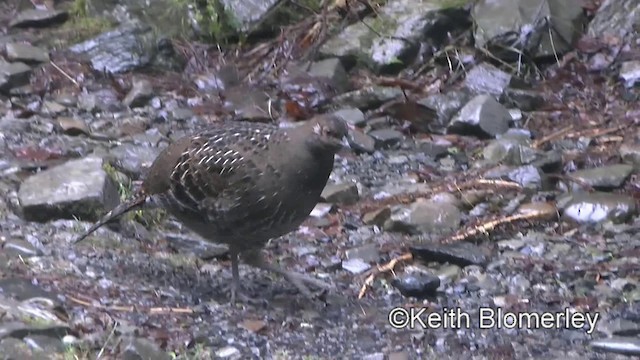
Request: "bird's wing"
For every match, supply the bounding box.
[166,134,255,222]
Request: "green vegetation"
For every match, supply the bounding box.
[52,0,113,45]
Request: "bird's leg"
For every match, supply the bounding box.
[224,247,264,305]
[241,249,333,299]
[229,248,241,305]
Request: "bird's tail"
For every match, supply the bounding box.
[73,192,148,244]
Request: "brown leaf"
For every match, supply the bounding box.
[241,319,267,333]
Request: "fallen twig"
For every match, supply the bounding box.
[68,295,194,314]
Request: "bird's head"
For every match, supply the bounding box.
[307,115,350,153]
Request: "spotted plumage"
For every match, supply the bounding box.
[74,115,349,303]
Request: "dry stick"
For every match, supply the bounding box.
[49,60,80,88]
[357,210,549,299]
[68,295,194,314]
[531,124,573,149]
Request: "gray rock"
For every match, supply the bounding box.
[5,43,49,64]
[590,336,640,356]
[449,95,511,138]
[463,63,512,97]
[330,86,403,111]
[18,157,120,222]
[561,192,637,224]
[368,129,404,149]
[108,144,162,179]
[474,0,584,59]
[392,272,440,298]
[215,345,241,359]
[319,0,467,73]
[362,207,391,226]
[345,243,379,263]
[122,337,171,360]
[309,58,349,92]
[501,86,545,111]
[341,258,370,274]
[485,165,542,189]
[385,199,461,235]
[2,239,42,257]
[588,0,640,38]
[0,278,59,302]
[69,21,156,74]
[332,108,366,127]
[619,60,640,88]
[0,61,32,93]
[347,129,376,154]
[562,164,634,190]
[9,9,68,28]
[321,182,359,205]
[22,334,66,353]
[123,78,154,108]
[418,90,473,133]
[619,143,640,170]
[410,242,490,267]
[0,338,35,358]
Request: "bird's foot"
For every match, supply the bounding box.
[226,281,266,306]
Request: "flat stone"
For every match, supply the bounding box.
[18,157,120,222]
[0,61,32,93]
[123,78,154,108]
[410,242,491,267]
[362,207,391,226]
[561,192,637,224]
[2,239,42,257]
[341,258,370,274]
[9,9,69,28]
[321,182,359,205]
[122,337,171,360]
[5,43,49,64]
[449,94,511,138]
[332,108,366,127]
[563,164,634,190]
[368,129,404,149]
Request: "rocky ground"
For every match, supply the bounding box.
[0,0,639,359]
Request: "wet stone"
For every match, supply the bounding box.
[392,272,440,298]
[215,346,241,359]
[362,207,391,226]
[590,336,640,356]
[309,58,349,92]
[410,242,490,267]
[347,129,376,154]
[122,337,171,360]
[368,129,404,149]
[0,278,59,302]
[123,78,154,108]
[341,258,370,274]
[561,192,638,224]
[385,199,461,235]
[2,239,42,257]
[0,61,32,93]
[332,108,366,127]
[108,144,162,179]
[18,157,120,222]
[0,338,35,359]
[562,164,634,191]
[5,43,49,64]
[619,143,640,170]
[23,334,65,353]
[345,243,379,263]
[321,182,359,205]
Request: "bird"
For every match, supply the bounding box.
[73,114,349,304]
